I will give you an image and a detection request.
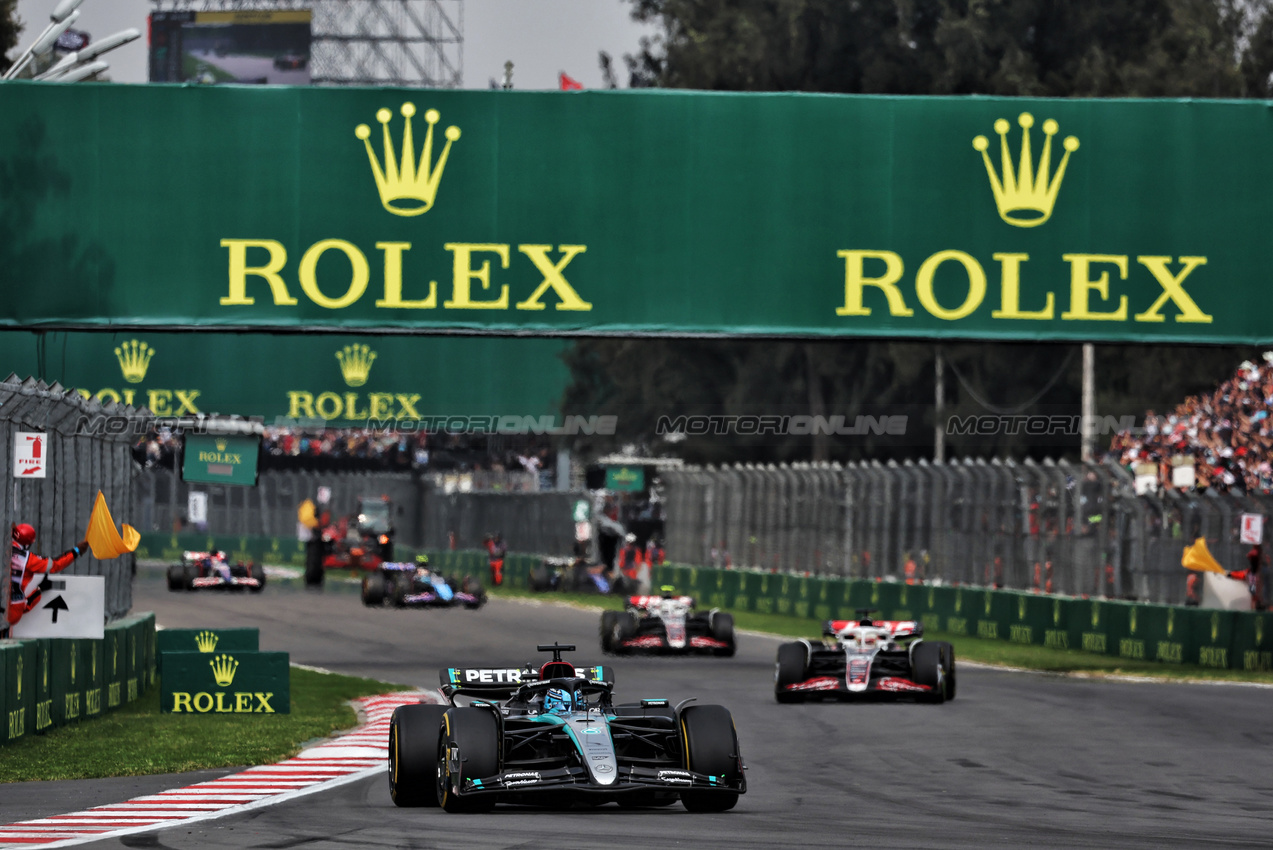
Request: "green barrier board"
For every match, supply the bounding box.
[162,651,291,715]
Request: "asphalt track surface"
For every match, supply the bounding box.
[30,570,1273,850]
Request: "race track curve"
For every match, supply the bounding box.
[60,570,1273,849]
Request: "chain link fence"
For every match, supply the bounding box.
[134,468,580,554]
[0,376,141,621]
[662,459,1271,606]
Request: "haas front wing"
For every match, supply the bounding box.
[782,647,936,698]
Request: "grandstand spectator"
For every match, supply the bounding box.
[1106,353,1273,494]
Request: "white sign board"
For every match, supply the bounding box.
[575,521,592,542]
[316,486,332,504]
[1200,571,1253,611]
[1240,513,1264,545]
[187,490,208,525]
[11,575,105,639]
[13,431,47,478]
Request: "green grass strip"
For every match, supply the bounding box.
[0,667,402,783]
[491,586,1273,686]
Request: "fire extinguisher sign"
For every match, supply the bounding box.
[14,432,48,478]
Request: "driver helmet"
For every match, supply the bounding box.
[415,553,430,567]
[660,584,677,598]
[11,523,35,548]
[543,686,575,716]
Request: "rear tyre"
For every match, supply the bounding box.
[710,612,736,657]
[774,642,808,703]
[529,565,551,592]
[249,563,266,593]
[166,564,185,592]
[679,705,742,812]
[362,571,387,607]
[911,641,947,704]
[600,610,619,653]
[438,708,499,813]
[388,703,447,807]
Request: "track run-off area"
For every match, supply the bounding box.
[5,569,1271,850]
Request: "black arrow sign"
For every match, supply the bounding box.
[43,596,69,624]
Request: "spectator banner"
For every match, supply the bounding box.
[0,330,571,424]
[1,85,1272,343]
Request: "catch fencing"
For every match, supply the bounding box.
[0,376,141,622]
[134,468,578,554]
[661,459,1267,607]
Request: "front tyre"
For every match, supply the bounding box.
[912,641,947,704]
[249,563,267,593]
[388,703,447,807]
[774,642,808,703]
[679,705,742,812]
[934,640,957,700]
[304,539,324,587]
[362,571,387,607]
[438,708,499,813]
[600,610,619,653]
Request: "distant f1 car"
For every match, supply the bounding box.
[166,550,265,593]
[387,643,746,812]
[774,609,955,703]
[360,562,486,609]
[600,589,735,656]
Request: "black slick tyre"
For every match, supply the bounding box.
[679,705,742,812]
[710,612,736,657]
[600,610,619,653]
[774,642,808,703]
[934,640,957,700]
[438,708,499,813]
[911,641,947,704]
[183,563,198,591]
[362,571,387,607]
[249,563,266,593]
[388,703,447,807]
[166,564,185,592]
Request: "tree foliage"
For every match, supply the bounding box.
[566,0,1273,463]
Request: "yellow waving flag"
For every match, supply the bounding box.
[1181,537,1225,574]
[85,491,140,559]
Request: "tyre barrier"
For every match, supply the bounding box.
[1,613,156,746]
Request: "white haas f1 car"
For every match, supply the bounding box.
[775,609,956,703]
[387,644,746,812]
[600,589,735,656]
[166,551,265,593]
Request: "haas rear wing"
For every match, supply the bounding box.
[439,664,614,696]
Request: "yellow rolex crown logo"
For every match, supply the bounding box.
[336,344,377,387]
[195,630,219,653]
[973,113,1079,228]
[215,439,227,452]
[1019,597,1027,620]
[210,654,239,687]
[1091,602,1100,628]
[16,656,22,697]
[114,339,155,384]
[355,102,460,217]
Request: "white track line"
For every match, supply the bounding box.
[0,691,441,849]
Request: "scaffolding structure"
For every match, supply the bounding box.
[150,0,463,87]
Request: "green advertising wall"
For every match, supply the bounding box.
[0,330,572,424]
[2,84,1271,344]
[1,613,155,746]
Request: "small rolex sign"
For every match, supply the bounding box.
[161,651,289,714]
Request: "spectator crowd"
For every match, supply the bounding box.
[134,425,556,481]
[1106,352,1273,493]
